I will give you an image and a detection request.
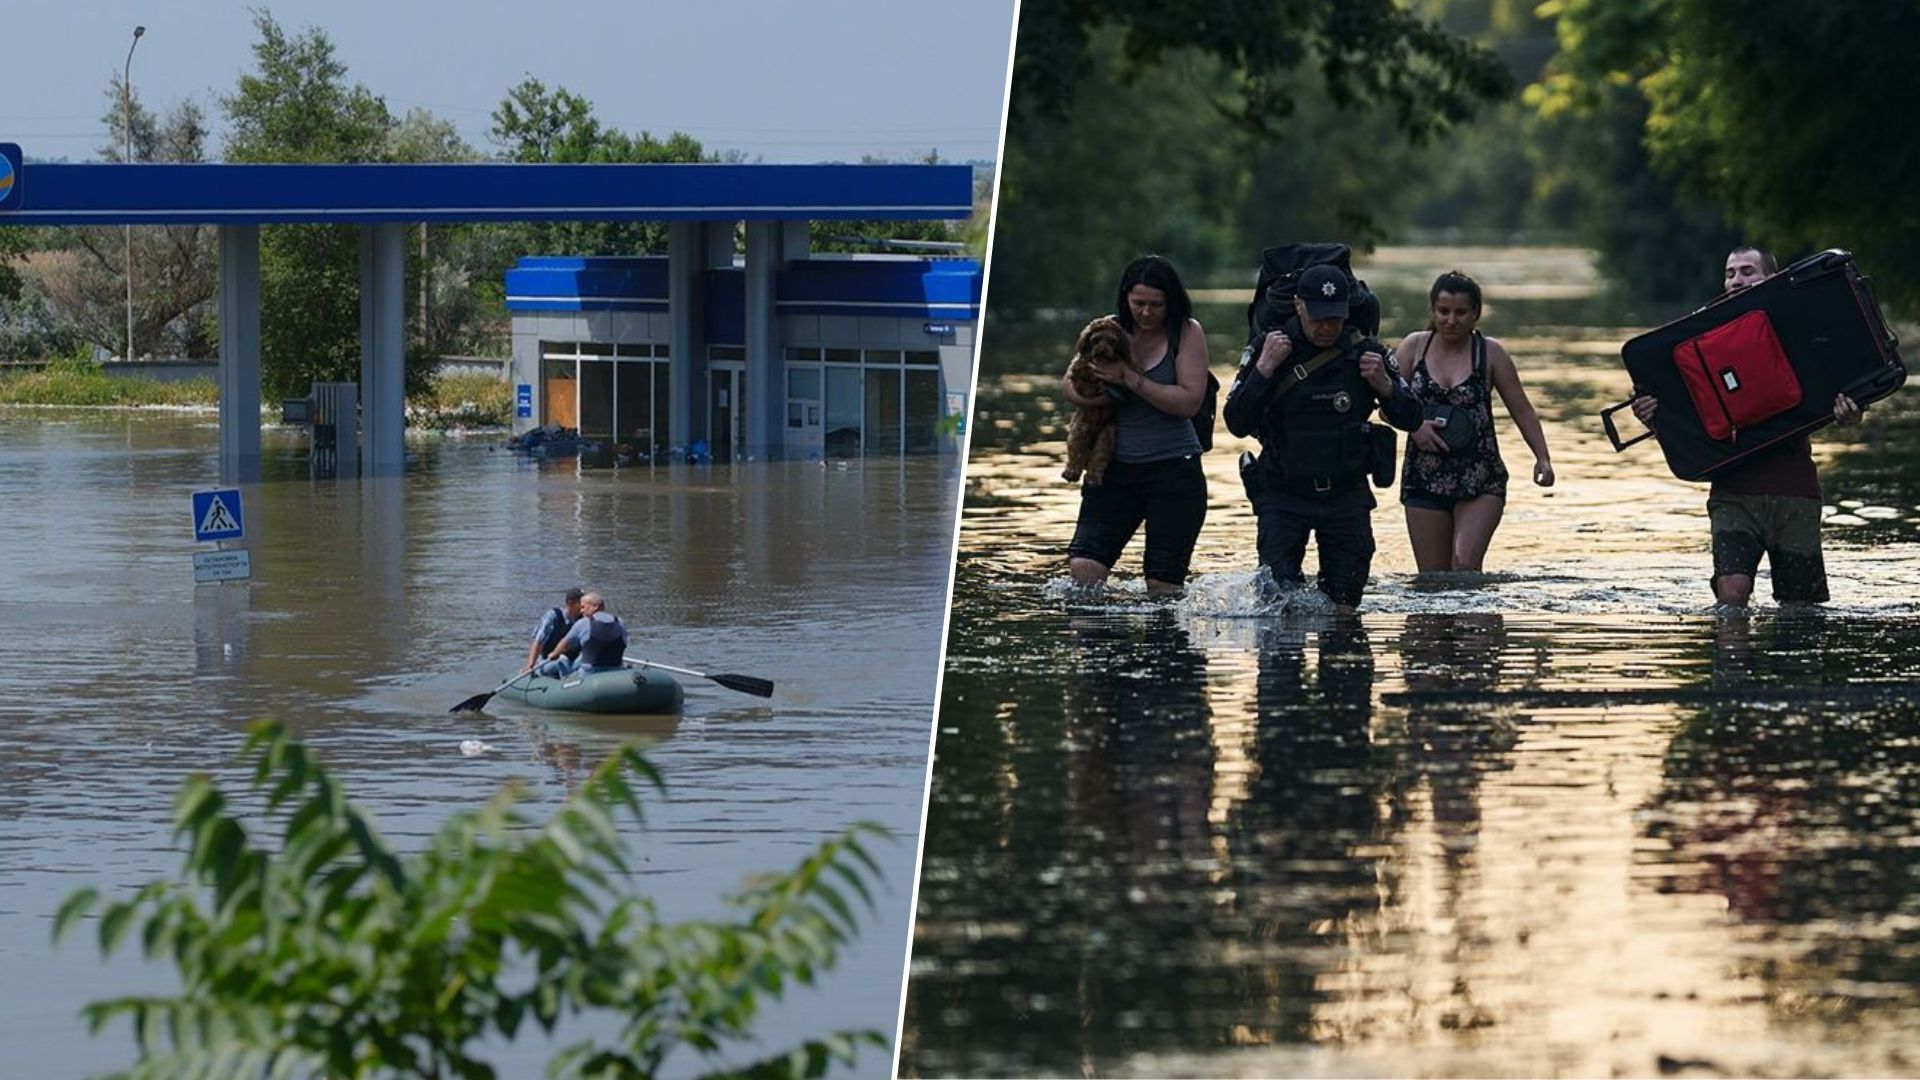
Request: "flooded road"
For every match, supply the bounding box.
[0,413,955,1077]
[903,247,1920,1077]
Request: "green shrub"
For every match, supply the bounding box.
[410,371,514,429]
[0,362,219,407]
[55,721,887,1078]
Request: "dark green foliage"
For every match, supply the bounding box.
[53,721,889,1079]
[0,226,33,307]
[223,13,390,165]
[988,3,1512,319]
[1539,0,1920,314]
[1528,83,1738,309]
[1011,0,1512,140]
[988,45,1244,316]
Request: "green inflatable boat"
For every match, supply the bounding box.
[496,666,684,715]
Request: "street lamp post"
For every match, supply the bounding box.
[122,25,144,362]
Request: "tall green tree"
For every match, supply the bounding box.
[223,11,419,398]
[487,77,708,260]
[1537,0,1920,313]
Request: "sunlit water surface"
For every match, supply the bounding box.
[0,414,955,1078]
[903,248,1920,1078]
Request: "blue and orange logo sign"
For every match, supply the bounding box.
[0,143,21,211]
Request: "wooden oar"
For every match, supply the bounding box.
[449,669,533,713]
[625,659,773,698]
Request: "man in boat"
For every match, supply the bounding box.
[1629,245,1862,608]
[524,587,585,673]
[533,591,629,677]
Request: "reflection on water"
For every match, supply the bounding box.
[906,248,1920,1077]
[0,414,954,1077]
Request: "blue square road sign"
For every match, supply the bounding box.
[191,488,246,543]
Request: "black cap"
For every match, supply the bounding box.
[564,587,585,604]
[1298,265,1351,320]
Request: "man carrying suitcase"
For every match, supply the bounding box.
[1630,245,1861,607]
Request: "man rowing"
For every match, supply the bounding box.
[533,592,629,678]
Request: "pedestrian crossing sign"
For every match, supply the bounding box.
[191,488,245,542]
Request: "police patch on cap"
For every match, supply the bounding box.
[1298,265,1350,320]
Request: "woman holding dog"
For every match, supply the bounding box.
[1063,255,1212,596]
[1397,270,1554,572]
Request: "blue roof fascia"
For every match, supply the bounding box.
[778,259,981,316]
[0,161,975,226]
[505,256,982,319]
[505,256,669,313]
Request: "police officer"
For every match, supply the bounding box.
[1223,264,1423,610]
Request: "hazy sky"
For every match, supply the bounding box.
[0,0,1016,164]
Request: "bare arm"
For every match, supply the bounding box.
[1486,336,1554,486]
[1119,318,1209,418]
[1394,332,1450,453]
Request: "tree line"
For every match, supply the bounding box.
[991,0,1920,322]
[0,11,983,398]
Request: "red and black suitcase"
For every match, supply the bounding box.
[1602,249,1905,481]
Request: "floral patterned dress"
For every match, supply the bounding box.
[1400,330,1509,501]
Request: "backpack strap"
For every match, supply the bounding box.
[1265,328,1358,399]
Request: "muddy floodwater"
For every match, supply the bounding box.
[0,415,956,1077]
[903,247,1920,1077]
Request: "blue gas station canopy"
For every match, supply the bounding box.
[0,156,975,226]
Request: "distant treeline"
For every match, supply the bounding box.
[992,0,1920,323]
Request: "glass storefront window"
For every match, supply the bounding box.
[825,366,862,458]
[865,367,902,456]
[905,369,941,454]
[788,367,821,400]
[579,359,615,438]
[615,361,653,454]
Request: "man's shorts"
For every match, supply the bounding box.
[1706,492,1829,603]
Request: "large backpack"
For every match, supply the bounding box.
[1244,242,1382,350]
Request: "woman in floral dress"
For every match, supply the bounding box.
[1397,271,1555,572]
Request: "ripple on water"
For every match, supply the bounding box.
[909,292,1920,1078]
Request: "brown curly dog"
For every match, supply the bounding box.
[1062,315,1134,485]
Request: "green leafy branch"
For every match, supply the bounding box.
[55,721,889,1079]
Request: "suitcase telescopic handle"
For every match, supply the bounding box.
[1601,398,1656,452]
[1855,273,1900,352]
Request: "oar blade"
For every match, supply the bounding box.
[711,672,775,698]
[449,691,495,714]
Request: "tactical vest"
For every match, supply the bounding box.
[578,614,627,669]
[1255,323,1383,492]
